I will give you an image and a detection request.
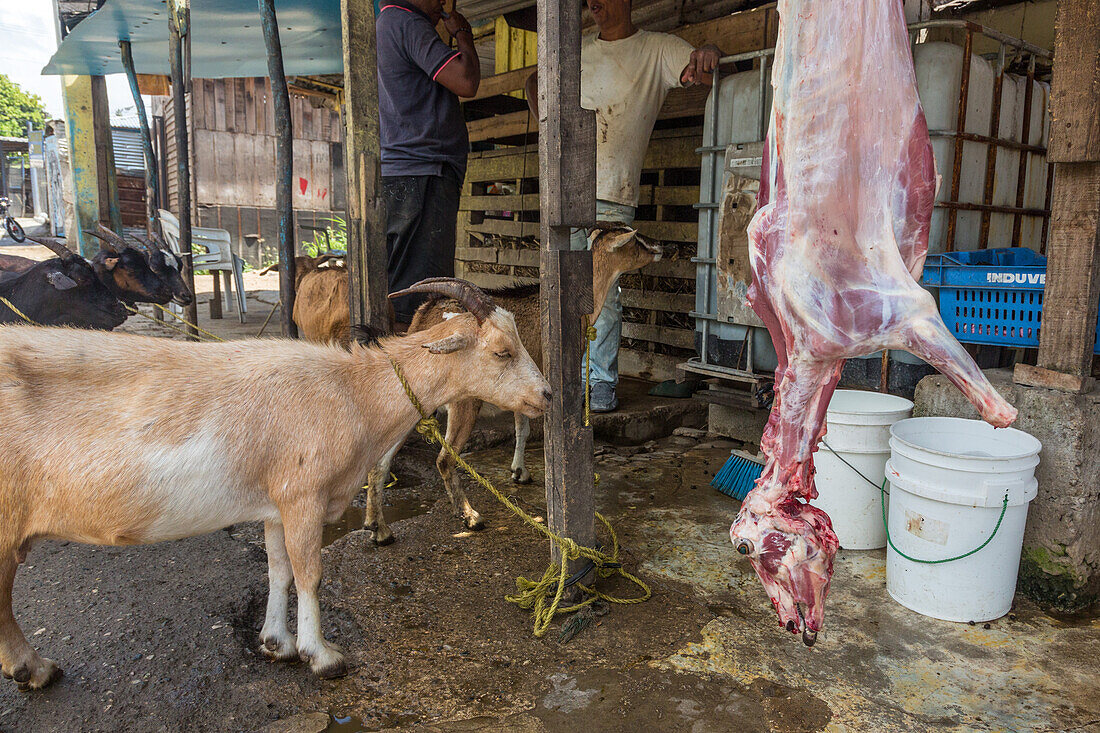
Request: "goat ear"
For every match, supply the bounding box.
[46,271,79,291]
[601,228,638,250]
[423,333,471,354]
[102,256,120,271]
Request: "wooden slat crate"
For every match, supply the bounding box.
[457,127,702,382]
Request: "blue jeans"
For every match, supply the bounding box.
[570,200,636,387]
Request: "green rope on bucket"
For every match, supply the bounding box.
[880,478,1009,564]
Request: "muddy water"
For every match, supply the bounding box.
[322,495,431,547]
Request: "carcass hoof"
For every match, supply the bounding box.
[511,467,532,484]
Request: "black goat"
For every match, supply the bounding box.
[0,236,128,329]
[0,225,193,308]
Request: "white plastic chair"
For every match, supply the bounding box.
[158,209,247,323]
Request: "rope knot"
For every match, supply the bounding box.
[586,325,598,342]
[416,417,441,442]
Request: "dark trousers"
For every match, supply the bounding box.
[383,166,462,324]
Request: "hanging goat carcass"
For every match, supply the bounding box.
[0,278,549,689]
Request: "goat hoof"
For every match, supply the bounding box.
[363,521,378,532]
[260,634,299,662]
[464,515,485,532]
[511,468,532,484]
[12,658,61,690]
[371,530,395,546]
[314,658,349,680]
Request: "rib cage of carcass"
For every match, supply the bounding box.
[728,0,1018,645]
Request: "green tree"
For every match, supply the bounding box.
[0,74,48,138]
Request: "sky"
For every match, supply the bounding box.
[0,0,140,123]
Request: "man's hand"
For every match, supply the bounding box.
[443,10,472,36]
[681,44,722,86]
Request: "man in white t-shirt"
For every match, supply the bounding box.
[527,0,720,412]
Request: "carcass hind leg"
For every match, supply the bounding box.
[259,520,298,662]
[900,299,1017,427]
[510,413,531,484]
[0,547,61,690]
[281,505,347,679]
[436,399,485,531]
[364,440,403,545]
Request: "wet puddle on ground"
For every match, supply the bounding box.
[322,495,431,547]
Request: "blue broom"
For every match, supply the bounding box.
[711,449,764,501]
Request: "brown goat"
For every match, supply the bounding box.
[0,278,548,689]
[361,226,662,544]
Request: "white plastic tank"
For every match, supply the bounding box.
[815,391,914,549]
[914,42,1051,252]
[884,417,1041,623]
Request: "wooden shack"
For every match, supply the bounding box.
[154,78,344,267]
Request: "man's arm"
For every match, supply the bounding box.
[524,71,538,118]
[680,44,722,87]
[435,11,481,98]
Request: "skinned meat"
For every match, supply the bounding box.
[729,0,1018,644]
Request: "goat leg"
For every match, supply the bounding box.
[511,413,532,484]
[437,399,486,531]
[280,508,347,679]
[259,520,298,661]
[0,550,61,690]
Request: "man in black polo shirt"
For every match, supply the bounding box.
[377,0,480,330]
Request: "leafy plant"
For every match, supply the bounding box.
[301,216,348,258]
[0,75,47,138]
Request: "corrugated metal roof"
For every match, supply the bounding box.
[55,127,146,174]
[111,127,146,173]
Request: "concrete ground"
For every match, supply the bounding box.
[2,431,1098,732]
[1,239,1098,732]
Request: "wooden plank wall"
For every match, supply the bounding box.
[162,78,344,266]
[458,5,778,382]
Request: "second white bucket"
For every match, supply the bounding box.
[815,390,914,550]
[885,417,1041,623]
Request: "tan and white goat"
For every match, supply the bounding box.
[0,279,548,689]
[361,226,661,544]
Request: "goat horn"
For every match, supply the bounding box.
[26,235,77,260]
[389,277,495,324]
[92,224,132,252]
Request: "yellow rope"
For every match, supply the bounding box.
[123,304,221,343]
[150,303,226,342]
[387,356,650,638]
[0,295,38,325]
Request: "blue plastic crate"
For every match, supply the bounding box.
[921,248,1100,353]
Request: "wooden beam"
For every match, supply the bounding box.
[1047,0,1100,163]
[259,0,298,338]
[341,0,390,332]
[61,75,120,255]
[537,0,597,577]
[168,0,199,338]
[119,40,159,233]
[1036,0,1100,379]
[1035,163,1100,377]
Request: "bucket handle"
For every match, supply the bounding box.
[881,479,1009,564]
[981,476,1034,505]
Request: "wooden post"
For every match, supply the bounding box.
[1024,0,1100,392]
[168,0,199,338]
[119,40,159,234]
[341,0,390,331]
[61,74,121,255]
[537,0,597,575]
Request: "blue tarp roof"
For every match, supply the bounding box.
[43,0,344,79]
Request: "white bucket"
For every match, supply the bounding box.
[885,417,1041,623]
[815,390,913,550]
